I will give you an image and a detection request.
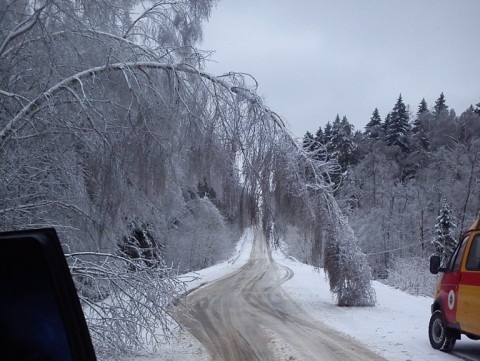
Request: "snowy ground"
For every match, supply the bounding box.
[129,230,480,361]
[272,250,480,361]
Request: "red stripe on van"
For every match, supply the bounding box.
[461,272,480,287]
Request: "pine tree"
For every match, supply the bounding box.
[432,197,457,265]
[325,117,339,157]
[412,98,428,134]
[302,131,316,153]
[385,94,410,152]
[315,126,324,145]
[475,102,480,116]
[330,115,357,171]
[324,121,333,144]
[412,98,431,150]
[313,126,327,161]
[418,97,429,114]
[382,112,391,138]
[365,108,382,139]
[433,92,448,119]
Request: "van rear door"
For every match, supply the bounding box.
[457,233,480,336]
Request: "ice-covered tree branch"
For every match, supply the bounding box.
[0,2,48,57]
[66,251,188,357]
[0,61,284,148]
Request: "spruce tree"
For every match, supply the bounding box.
[302,131,316,153]
[382,112,391,139]
[324,121,333,146]
[330,115,357,171]
[432,197,457,265]
[418,97,428,113]
[365,108,382,139]
[475,102,480,116]
[385,94,410,152]
[412,98,428,134]
[412,98,431,150]
[325,117,339,157]
[433,92,448,119]
[313,126,327,161]
[315,126,324,145]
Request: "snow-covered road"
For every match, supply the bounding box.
[177,232,383,361]
[129,229,480,361]
[174,230,384,361]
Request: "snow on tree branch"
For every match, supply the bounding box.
[66,251,189,357]
[0,2,48,57]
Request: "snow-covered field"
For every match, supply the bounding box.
[130,230,480,361]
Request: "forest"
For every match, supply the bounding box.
[301,93,480,295]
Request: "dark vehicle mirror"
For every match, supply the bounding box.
[0,228,96,361]
[429,255,442,274]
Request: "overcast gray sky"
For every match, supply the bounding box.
[201,0,480,138]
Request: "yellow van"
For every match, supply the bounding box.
[429,219,480,352]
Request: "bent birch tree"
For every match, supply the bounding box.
[1,0,375,355]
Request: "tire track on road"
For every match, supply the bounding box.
[175,231,386,361]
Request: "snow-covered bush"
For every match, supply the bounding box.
[384,256,437,296]
[277,225,317,264]
[166,197,240,272]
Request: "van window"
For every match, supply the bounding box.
[466,235,480,271]
[449,236,468,272]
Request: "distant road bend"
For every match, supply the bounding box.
[175,232,386,361]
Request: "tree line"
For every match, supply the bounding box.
[301,93,480,294]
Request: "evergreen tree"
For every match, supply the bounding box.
[365,108,382,139]
[432,197,457,265]
[434,92,448,119]
[412,98,431,150]
[412,98,429,134]
[382,112,391,139]
[418,97,429,114]
[324,121,333,148]
[324,117,339,157]
[302,131,316,153]
[385,94,410,152]
[330,115,357,171]
[315,126,325,145]
[313,126,328,161]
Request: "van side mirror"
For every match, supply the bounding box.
[430,255,443,274]
[0,228,96,360]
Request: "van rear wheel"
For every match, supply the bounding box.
[429,311,456,352]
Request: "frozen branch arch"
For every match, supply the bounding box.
[0,62,284,147]
[1,57,375,306]
[1,3,375,356]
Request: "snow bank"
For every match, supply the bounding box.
[177,227,253,290]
